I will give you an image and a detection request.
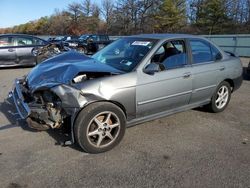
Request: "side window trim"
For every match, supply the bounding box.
[210,43,223,61]
[190,60,215,66]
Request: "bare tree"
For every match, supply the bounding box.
[91,3,100,17]
[137,0,158,33]
[82,0,92,17]
[68,2,82,23]
[3,0,250,35]
[101,0,114,33]
[49,10,71,35]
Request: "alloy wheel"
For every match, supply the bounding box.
[86,111,121,148]
[215,85,229,109]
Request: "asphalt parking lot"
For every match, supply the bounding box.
[0,59,250,188]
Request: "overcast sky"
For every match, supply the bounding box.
[0,0,101,28]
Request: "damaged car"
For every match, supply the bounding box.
[32,42,71,64]
[10,34,243,153]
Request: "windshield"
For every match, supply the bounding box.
[54,36,66,41]
[92,38,157,72]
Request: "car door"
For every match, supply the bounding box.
[136,39,192,117]
[0,36,17,66]
[188,39,224,104]
[13,36,37,65]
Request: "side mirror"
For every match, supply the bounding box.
[144,63,160,75]
[215,53,222,61]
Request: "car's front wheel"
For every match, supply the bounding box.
[74,102,126,153]
[207,81,231,113]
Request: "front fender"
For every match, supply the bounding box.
[51,84,88,108]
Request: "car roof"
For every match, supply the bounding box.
[0,33,47,40]
[0,33,36,37]
[80,34,107,36]
[129,33,203,40]
[0,33,48,42]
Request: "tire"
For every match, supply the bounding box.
[78,47,87,54]
[74,102,126,153]
[207,81,231,113]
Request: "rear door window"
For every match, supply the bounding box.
[99,35,108,41]
[190,39,213,64]
[89,35,98,42]
[0,37,14,47]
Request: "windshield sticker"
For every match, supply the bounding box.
[132,41,151,46]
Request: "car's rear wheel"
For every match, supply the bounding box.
[207,81,231,113]
[74,102,126,153]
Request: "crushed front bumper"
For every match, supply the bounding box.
[9,79,75,143]
[10,79,52,130]
[10,79,31,119]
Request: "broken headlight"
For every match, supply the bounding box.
[73,74,87,83]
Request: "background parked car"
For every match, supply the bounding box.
[63,36,83,51]
[0,34,48,67]
[33,34,112,64]
[78,34,111,54]
[47,36,67,43]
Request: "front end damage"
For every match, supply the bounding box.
[9,52,126,144]
[10,70,119,144]
[10,77,89,138]
[11,79,65,131]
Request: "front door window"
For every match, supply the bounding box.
[152,40,188,70]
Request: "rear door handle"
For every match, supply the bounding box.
[8,48,15,52]
[183,72,191,79]
[220,66,225,71]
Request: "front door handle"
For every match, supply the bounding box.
[183,72,191,79]
[8,48,15,52]
[220,66,225,71]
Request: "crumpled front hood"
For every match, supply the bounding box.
[27,51,122,92]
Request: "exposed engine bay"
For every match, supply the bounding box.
[18,79,65,130]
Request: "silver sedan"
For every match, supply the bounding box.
[11,34,243,153]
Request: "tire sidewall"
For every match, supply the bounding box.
[74,102,126,153]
